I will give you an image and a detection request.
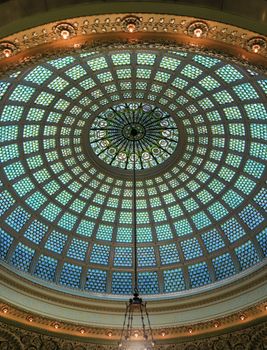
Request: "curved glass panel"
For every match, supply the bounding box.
[0,48,266,296]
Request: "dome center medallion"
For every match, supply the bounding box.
[89,103,179,170]
[122,123,145,141]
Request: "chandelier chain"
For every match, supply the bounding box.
[118,124,154,350]
[133,137,138,293]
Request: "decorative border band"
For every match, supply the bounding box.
[0,13,266,77]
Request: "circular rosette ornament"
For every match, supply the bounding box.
[54,22,76,40]
[0,41,18,58]
[246,37,267,54]
[122,16,142,33]
[187,21,209,38]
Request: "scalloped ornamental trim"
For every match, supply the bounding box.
[1,265,267,340]
[0,13,266,76]
[0,320,267,348]
[0,300,267,341]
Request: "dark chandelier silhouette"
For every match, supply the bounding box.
[118,127,155,350]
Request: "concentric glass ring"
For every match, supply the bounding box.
[89,103,179,170]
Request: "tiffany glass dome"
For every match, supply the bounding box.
[0,47,266,297]
[89,103,179,170]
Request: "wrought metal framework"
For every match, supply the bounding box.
[89,103,179,170]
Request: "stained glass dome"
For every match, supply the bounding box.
[89,103,179,170]
[0,47,266,297]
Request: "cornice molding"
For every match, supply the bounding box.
[0,309,267,345]
[1,264,267,340]
[0,13,266,77]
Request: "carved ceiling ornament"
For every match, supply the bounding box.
[0,319,267,349]
[0,325,23,350]
[248,325,267,350]
[1,300,267,342]
[0,13,266,75]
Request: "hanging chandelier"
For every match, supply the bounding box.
[118,126,155,350]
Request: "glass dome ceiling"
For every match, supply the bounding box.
[0,47,266,296]
[89,102,179,170]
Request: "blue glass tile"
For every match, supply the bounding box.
[222,190,244,209]
[156,224,173,241]
[173,219,192,236]
[116,227,132,243]
[192,211,211,230]
[181,238,202,260]
[76,220,95,237]
[60,263,82,288]
[4,161,25,180]
[114,247,132,267]
[193,55,220,68]
[202,230,225,253]
[0,144,19,162]
[138,271,159,294]
[96,225,113,241]
[239,205,264,230]
[5,206,30,232]
[235,240,260,270]
[159,243,180,265]
[233,83,258,100]
[244,159,265,179]
[221,218,245,242]
[249,142,267,160]
[254,188,267,212]
[188,262,211,288]
[1,105,23,122]
[234,176,256,195]
[24,220,48,244]
[137,227,153,243]
[0,228,13,259]
[58,212,77,231]
[25,191,46,210]
[67,238,88,260]
[45,231,67,253]
[0,81,10,100]
[212,253,236,280]
[112,272,132,294]
[13,177,35,197]
[0,190,15,217]
[256,228,267,256]
[85,269,107,293]
[11,242,34,271]
[137,246,156,267]
[41,203,61,222]
[34,255,57,281]
[163,268,186,292]
[208,202,228,220]
[90,244,110,265]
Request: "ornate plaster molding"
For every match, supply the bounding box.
[1,264,267,341]
[0,13,266,77]
[0,316,267,348]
